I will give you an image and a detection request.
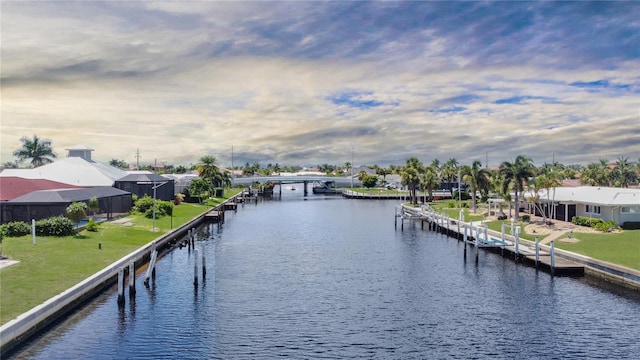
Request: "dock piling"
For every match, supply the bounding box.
[550,240,556,276]
[117,268,125,306]
[128,261,135,297]
[194,249,199,286]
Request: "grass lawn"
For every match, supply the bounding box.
[554,230,640,271]
[0,190,240,324]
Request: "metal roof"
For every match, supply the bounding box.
[0,177,81,201]
[7,187,130,204]
[523,186,640,206]
[115,173,172,183]
[0,157,127,186]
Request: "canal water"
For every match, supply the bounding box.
[10,193,640,359]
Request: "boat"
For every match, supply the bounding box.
[312,180,341,194]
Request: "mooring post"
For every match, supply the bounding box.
[394,207,397,229]
[501,223,505,243]
[514,226,520,260]
[117,268,125,306]
[535,236,540,267]
[474,228,479,263]
[32,219,36,245]
[484,224,488,243]
[144,249,157,287]
[128,260,136,297]
[202,246,207,279]
[550,240,556,276]
[194,249,199,286]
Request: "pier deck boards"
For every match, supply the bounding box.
[397,204,585,276]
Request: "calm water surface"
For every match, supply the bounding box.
[10,192,640,359]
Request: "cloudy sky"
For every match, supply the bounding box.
[1,1,638,169]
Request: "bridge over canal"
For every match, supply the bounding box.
[231,176,360,196]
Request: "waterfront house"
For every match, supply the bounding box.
[522,186,640,226]
[1,187,132,223]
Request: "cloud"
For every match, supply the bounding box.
[1,1,638,168]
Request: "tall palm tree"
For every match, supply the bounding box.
[401,167,421,205]
[196,155,221,189]
[460,160,491,214]
[580,159,612,187]
[441,158,459,196]
[376,167,392,183]
[420,166,439,202]
[13,135,57,167]
[613,156,637,188]
[499,155,536,221]
[401,157,424,205]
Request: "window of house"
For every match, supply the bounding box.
[586,205,601,214]
[621,206,640,213]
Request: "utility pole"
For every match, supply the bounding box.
[135,148,141,170]
[351,146,354,189]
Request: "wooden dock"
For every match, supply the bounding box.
[396,204,585,276]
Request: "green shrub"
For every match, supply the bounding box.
[447,201,456,208]
[134,195,155,213]
[521,215,531,222]
[85,217,99,232]
[0,221,31,237]
[497,215,508,220]
[36,216,75,236]
[572,216,617,232]
[143,200,173,219]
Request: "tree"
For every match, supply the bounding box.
[344,162,352,176]
[13,135,57,167]
[401,157,424,205]
[362,175,378,188]
[613,157,637,188]
[441,158,459,196]
[357,170,369,181]
[189,178,213,203]
[87,197,100,215]
[420,166,439,202]
[196,155,222,188]
[109,159,128,168]
[66,202,87,229]
[499,155,536,221]
[580,159,612,187]
[460,160,491,214]
[376,167,392,183]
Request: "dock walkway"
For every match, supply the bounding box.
[396,204,584,276]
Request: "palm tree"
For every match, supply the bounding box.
[580,159,612,187]
[401,167,421,205]
[13,135,57,167]
[499,155,536,221]
[460,160,491,214]
[420,166,439,202]
[196,155,221,190]
[441,158,459,196]
[376,167,392,183]
[613,157,637,188]
[401,157,424,205]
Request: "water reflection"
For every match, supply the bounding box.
[8,197,640,359]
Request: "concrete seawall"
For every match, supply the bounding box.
[0,194,243,356]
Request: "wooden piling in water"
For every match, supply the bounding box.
[194,249,199,286]
[202,247,207,279]
[128,261,135,297]
[117,268,125,306]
